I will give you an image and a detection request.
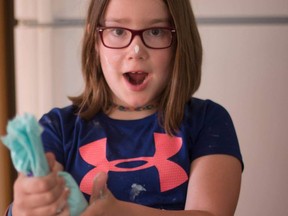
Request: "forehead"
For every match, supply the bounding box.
[102,0,171,26]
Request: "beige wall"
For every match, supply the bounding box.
[192,0,288,215]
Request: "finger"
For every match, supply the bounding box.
[54,189,70,216]
[17,171,64,194]
[26,186,70,216]
[56,204,70,216]
[46,152,56,170]
[52,161,64,173]
[90,172,108,204]
[13,175,66,211]
[22,179,67,208]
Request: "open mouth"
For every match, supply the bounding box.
[124,72,148,85]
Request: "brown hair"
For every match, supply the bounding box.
[70,0,202,135]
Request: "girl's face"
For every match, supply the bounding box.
[97,0,174,109]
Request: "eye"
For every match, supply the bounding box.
[111,28,126,37]
[147,28,167,37]
[148,28,163,37]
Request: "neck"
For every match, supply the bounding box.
[107,103,157,120]
[111,103,157,112]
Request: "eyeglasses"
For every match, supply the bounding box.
[97,26,176,49]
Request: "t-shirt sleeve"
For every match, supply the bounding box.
[190,100,243,168]
[39,109,66,166]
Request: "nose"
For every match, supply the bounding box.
[134,45,140,54]
[128,36,147,59]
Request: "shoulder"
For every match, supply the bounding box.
[40,105,77,121]
[186,97,228,113]
[183,97,232,126]
[39,105,81,130]
[183,98,243,168]
[183,97,237,137]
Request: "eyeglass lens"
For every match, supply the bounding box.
[100,27,174,49]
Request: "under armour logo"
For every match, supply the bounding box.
[79,133,188,195]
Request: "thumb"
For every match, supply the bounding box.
[45,152,56,170]
[45,152,63,172]
[90,172,108,204]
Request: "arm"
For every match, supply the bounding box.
[81,154,242,216]
[185,154,242,215]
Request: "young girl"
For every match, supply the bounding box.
[10,0,243,215]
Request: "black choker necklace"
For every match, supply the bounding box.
[112,103,157,112]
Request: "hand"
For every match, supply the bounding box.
[12,152,70,216]
[81,172,118,216]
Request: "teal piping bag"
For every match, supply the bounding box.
[1,113,88,215]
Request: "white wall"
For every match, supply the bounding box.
[14,0,88,117]
[192,0,288,215]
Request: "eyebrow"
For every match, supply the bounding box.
[104,18,170,25]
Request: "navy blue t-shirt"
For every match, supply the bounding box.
[39,98,243,210]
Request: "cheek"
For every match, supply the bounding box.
[160,52,174,86]
[157,51,174,75]
[99,48,123,73]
